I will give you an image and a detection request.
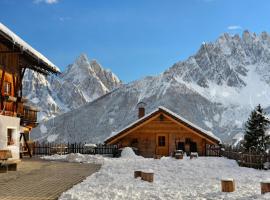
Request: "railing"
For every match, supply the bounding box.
[32,142,119,157]
[0,96,24,117]
[22,108,37,123]
[206,144,221,156]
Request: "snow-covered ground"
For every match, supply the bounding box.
[43,148,270,200]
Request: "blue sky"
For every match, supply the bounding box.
[1,0,270,82]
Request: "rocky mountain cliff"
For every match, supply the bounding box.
[31,31,270,143]
[23,54,121,120]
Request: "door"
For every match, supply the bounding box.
[190,142,197,152]
[156,134,169,156]
[177,142,185,152]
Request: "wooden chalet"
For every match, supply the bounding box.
[0,23,60,159]
[105,105,221,157]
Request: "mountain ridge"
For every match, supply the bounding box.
[31,30,270,143]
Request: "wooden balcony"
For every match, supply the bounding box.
[0,95,17,117]
[20,104,39,128]
[0,95,39,128]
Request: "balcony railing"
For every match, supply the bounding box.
[0,95,39,126]
[22,106,38,123]
[0,95,17,116]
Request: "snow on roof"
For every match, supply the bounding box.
[106,106,221,143]
[0,23,60,73]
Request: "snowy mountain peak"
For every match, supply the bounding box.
[23,53,122,120]
[75,53,90,65]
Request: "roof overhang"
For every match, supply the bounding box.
[0,23,60,75]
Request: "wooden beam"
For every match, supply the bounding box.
[12,74,17,114]
[0,67,5,109]
[0,51,22,54]
[19,67,26,98]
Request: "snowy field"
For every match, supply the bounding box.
[43,148,270,200]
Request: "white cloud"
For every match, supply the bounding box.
[34,0,59,4]
[227,25,242,30]
[59,17,71,22]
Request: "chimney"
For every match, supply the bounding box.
[137,102,146,119]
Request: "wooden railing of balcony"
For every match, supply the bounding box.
[0,96,16,116]
[23,108,38,123]
[0,96,38,126]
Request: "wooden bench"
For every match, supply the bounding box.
[0,150,20,173]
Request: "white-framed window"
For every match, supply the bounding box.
[3,81,11,95]
[7,128,15,145]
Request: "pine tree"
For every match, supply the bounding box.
[244,104,270,153]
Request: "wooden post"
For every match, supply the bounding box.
[141,171,154,182]
[221,179,235,192]
[134,171,141,178]
[261,181,270,194]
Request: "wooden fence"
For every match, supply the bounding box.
[32,142,118,157]
[206,144,221,156]
[221,148,270,169]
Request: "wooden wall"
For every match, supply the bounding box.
[0,43,22,116]
[0,43,20,75]
[117,113,217,157]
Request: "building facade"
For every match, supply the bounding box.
[105,106,221,157]
[0,23,60,159]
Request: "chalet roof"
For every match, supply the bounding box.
[105,106,221,144]
[0,23,60,74]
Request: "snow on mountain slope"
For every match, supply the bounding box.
[31,31,270,143]
[31,74,223,143]
[23,54,121,120]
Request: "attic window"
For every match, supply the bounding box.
[3,81,11,95]
[159,114,164,121]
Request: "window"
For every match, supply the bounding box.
[158,136,166,146]
[7,128,15,145]
[3,81,11,95]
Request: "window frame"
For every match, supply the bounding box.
[7,128,15,146]
[158,136,166,147]
[3,81,12,95]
